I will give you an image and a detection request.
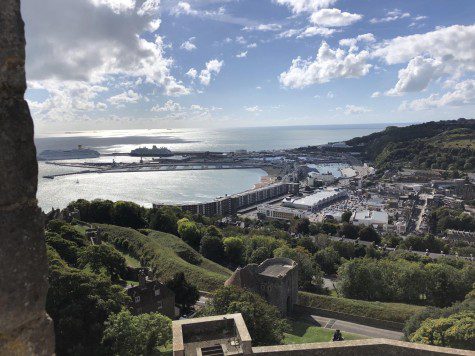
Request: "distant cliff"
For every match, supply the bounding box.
[346,118,475,171]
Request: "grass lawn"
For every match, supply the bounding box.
[283,320,366,345]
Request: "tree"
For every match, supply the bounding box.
[341,210,352,223]
[209,286,289,346]
[199,235,224,263]
[111,201,146,229]
[297,236,317,254]
[205,225,223,238]
[165,272,199,314]
[315,246,340,274]
[60,225,86,246]
[46,262,129,355]
[358,226,381,244]
[89,199,114,223]
[249,246,272,264]
[274,245,323,291]
[177,218,203,250]
[410,311,475,350]
[102,309,172,356]
[339,222,359,239]
[46,219,68,234]
[45,232,80,266]
[291,218,310,235]
[149,207,178,235]
[223,237,245,266]
[78,244,127,281]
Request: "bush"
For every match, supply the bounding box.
[298,292,425,323]
[410,311,475,350]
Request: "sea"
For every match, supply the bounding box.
[36,124,387,211]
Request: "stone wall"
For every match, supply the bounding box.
[0,0,55,354]
[251,339,472,356]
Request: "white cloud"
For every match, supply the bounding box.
[400,79,475,111]
[236,36,247,44]
[297,26,336,38]
[23,0,189,123]
[310,8,362,27]
[274,0,336,14]
[199,59,224,85]
[243,23,282,31]
[277,29,301,38]
[151,99,182,112]
[371,25,475,97]
[386,56,444,96]
[96,102,108,110]
[236,51,248,58]
[247,43,258,48]
[337,104,372,115]
[108,90,141,106]
[186,68,197,79]
[339,33,375,48]
[245,105,262,112]
[28,81,108,120]
[372,25,475,71]
[279,41,371,88]
[89,0,136,14]
[180,37,197,51]
[370,9,411,24]
[371,91,381,98]
[327,91,334,98]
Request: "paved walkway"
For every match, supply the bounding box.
[311,315,404,340]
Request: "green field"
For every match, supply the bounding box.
[298,292,426,324]
[97,224,231,291]
[283,320,366,345]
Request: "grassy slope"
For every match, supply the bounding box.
[97,224,231,291]
[345,119,475,169]
[283,320,365,345]
[298,292,426,324]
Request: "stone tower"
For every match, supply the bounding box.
[225,257,298,316]
[0,0,55,354]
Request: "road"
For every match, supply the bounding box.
[310,315,403,340]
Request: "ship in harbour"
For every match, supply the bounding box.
[37,145,100,161]
[130,145,173,157]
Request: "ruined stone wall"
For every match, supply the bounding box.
[0,0,55,354]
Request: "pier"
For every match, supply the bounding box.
[42,161,265,179]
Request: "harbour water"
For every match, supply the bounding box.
[36,124,387,211]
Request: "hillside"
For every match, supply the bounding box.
[346,118,475,171]
[97,224,232,291]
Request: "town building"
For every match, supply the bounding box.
[156,182,299,217]
[126,269,176,318]
[282,189,348,212]
[225,258,298,316]
[307,171,335,186]
[351,210,389,229]
[257,204,308,221]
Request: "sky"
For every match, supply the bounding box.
[22,0,475,133]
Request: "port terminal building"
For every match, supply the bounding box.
[282,189,348,212]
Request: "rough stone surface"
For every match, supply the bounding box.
[0,0,55,354]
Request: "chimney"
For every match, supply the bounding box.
[138,269,147,288]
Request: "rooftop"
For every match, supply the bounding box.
[259,263,294,278]
[289,189,346,207]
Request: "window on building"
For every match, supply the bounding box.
[154,288,160,296]
[157,301,163,309]
[135,296,141,303]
